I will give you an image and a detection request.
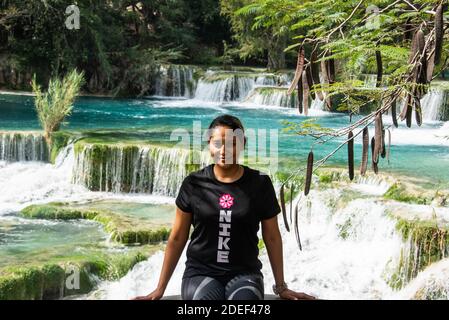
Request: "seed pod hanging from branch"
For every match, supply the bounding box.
[297,76,303,114]
[348,131,354,181]
[406,95,413,128]
[294,202,303,251]
[416,29,428,93]
[288,46,305,95]
[280,184,290,232]
[373,113,383,163]
[408,30,419,64]
[289,184,294,225]
[371,137,379,174]
[360,127,369,176]
[386,129,391,164]
[326,50,336,84]
[381,129,386,159]
[376,50,383,87]
[414,96,423,126]
[302,70,310,116]
[391,99,398,128]
[304,151,314,196]
[400,94,411,121]
[435,3,444,65]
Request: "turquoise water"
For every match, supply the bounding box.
[0,215,107,267]
[1,94,448,183]
[72,201,175,223]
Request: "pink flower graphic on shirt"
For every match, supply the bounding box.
[219,194,234,209]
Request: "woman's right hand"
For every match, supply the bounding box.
[132,288,164,300]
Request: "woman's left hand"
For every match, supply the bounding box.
[279,289,316,300]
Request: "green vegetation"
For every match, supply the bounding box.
[384,183,430,205]
[0,1,232,95]
[387,217,449,290]
[0,246,158,300]
[49,131,73,163]
[31,70,84,144]
[220,0,292,70]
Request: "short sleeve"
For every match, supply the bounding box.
[175,176,193,213]
[258,175,281,220]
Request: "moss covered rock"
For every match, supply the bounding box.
[387,216,449,290]
[21,203,171,246]
[0,247,155,300]
[49,131,74,163]
[384,183,430,205]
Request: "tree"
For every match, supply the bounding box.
[236,0,448,247]
[0,0,230,95]
[220,0,291,70]
[31,69,84,145]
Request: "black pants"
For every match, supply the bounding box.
[181,273,264,300]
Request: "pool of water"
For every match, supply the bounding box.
[71,201,175,224]
[1,94,448,183]
[0,215,108,268]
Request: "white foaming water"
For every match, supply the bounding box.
[262,192,402,299]
[0,131,48,162]
[0,143,175,216]
[72,143,211,197]
[86,248,188,299]
[244,86,326,112]
[194,76,255,103]
[351,175,391,196]
[422,89,447,122]
[154,65,196,98]
[0,144,83,215]
[392,258,449,300]
[361,121,449,147]
[92,188,404,300]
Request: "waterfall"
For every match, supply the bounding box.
[360,74,379,88]
[392,87,449,122]
[351,174,392,195]
[0,131,49,162]
[245,86,326,111]
[245,87,297,108]
[394,258,449,299]
[0,142,80,215]
[193,71,294,103]
[385,214,449,290]
[194,74,255,103]
[421,88,449,121]
[154,65,197,98]
[152,66,296,103]
[72,143,211,197]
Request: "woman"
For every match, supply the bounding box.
[134,115,315,300]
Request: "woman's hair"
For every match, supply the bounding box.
[208,114,245,132]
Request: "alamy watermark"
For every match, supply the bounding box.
[170,121,279,175]
[65,5,80,30]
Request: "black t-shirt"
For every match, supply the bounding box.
[175,164,281,279]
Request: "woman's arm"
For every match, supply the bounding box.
[133,206,192,300]
[262,216,316,300]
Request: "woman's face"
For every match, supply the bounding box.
[209,125,245,168]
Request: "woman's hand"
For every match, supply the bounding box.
[132,288,164,300]
[279,289,316,300]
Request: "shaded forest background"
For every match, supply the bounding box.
[0,0,295,96]
[1,1,448,98]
